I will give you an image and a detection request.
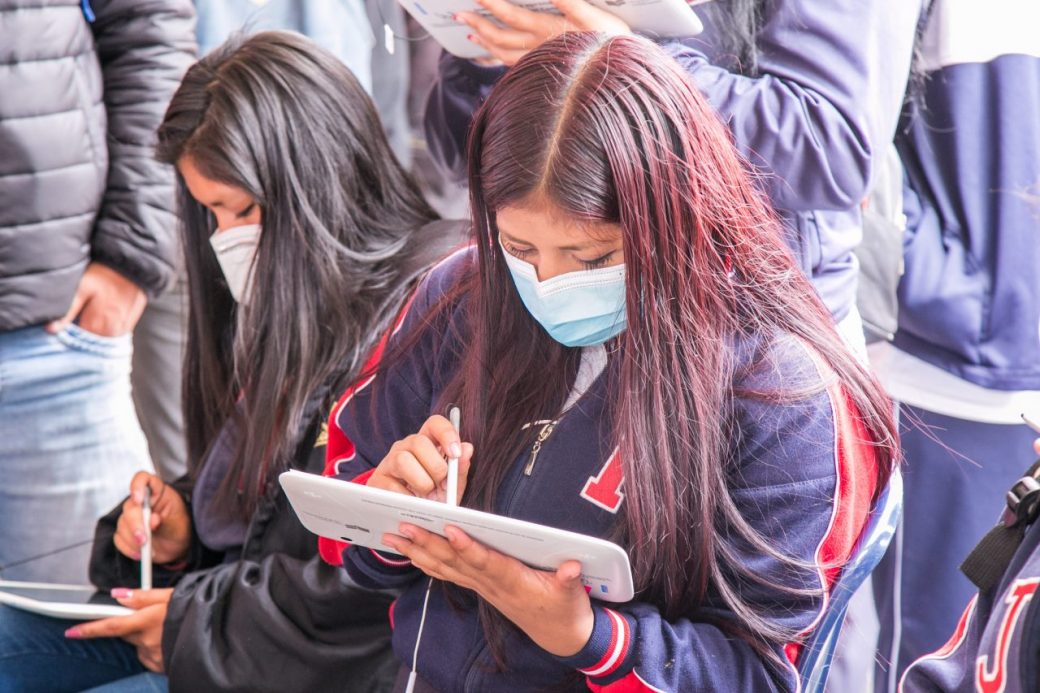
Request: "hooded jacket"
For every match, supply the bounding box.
[421,0,922,321]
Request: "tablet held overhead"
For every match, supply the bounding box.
[399,0,705,59]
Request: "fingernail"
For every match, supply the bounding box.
[111,588,133,600]
[468,34,476,42]
[398,526,414,539]
[450,442,462,458]
[134,530,146,546]
[132,488,144,504]
[64,628,82,638]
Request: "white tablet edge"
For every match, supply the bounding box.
[280,470,635,603]
[0,587,134,621]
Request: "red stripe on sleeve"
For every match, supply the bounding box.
[317,295,418,565]
[786,344,881,663]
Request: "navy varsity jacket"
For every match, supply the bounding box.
[322,249,881,692]
[900,503,1040,693]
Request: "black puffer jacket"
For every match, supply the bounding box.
[0,0,195,330]
[90,408,398,693]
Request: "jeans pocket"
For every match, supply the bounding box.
[57,323,132,358]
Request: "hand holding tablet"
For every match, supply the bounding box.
[280,470,635,602]
[398,0,704,60]
[0,582,132,621]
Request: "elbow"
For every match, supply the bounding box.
[768,141,873,213]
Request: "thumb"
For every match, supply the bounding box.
[46,288,88,334]
[130,472,159,505]
[555,560,584,589]
[112,587,173,609]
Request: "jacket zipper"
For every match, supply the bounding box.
[500,419,558,518]
[460,420,558,687]
[524,420,557,476]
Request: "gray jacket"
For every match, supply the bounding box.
[0,0,196,330]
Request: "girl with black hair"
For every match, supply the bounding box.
[0,31,463,693]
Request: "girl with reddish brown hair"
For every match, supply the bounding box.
[326,31,898,692]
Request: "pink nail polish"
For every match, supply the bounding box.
[64,628,82,638]
[134,530,146,545]
[111,588,133,599]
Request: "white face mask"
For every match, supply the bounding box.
[209,224,261,303]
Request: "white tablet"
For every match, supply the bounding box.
[399,0,705,59]
[280,470,634,603]
[0,581,133,621]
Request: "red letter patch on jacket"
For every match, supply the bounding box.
[976,577,1040,693]
[581,447,625,513]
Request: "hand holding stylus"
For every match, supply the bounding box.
[369,414,474,503]
[113,472,191,566]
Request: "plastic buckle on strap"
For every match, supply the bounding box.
[1001,476,1040,529]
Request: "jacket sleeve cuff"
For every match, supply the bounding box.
[555,606,636,682]
[443,52,507,89]
[341,544,417,590]
[90,253,173,299]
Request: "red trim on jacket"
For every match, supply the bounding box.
[784,346,880,664]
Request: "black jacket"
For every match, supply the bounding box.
[87,221,467,691]
[90,414,397,693]
[0,0,196,330]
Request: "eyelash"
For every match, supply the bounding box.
[503,243,534,260]
[504,243,614,271]
[236,203,256,219]
[582,253,614,270]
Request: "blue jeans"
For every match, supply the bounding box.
[0,605,167,692]
[0,326,152,583]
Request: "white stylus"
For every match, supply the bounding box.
[446,406,461,507]
[141,486,152,591]
[1022,413,1040,436]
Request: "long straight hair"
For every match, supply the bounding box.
[714,0,767,74]
[156,32,438,518]
[442,32,897,668]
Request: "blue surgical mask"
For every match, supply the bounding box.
[501,245,627,347]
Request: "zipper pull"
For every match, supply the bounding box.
[524,421,556,476]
